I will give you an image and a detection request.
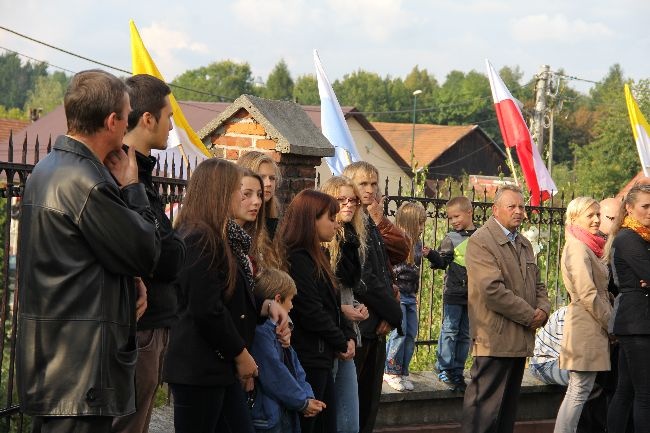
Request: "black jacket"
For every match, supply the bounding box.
[335,223,362,291]
[356,218,402,339]
[427,228,476,305]
[133,150,186,330]
[17,135,161,416]
[610,228,650,335]
[288,249,354,369]
[164,232,262,386]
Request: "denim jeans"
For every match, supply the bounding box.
[257,411,293,433]
[553,371,597,433]
[435,303,470,377]
[333,358,359,433]
[529,359,570,386]
[385,298,418,376]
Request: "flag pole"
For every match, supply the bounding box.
[178,144,190,170]
[505,147,520,186]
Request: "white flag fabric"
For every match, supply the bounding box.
[314,49,361,175]
[625,84,650,176]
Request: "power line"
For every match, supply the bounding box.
[0,25,235,101]
[0,46,76,74]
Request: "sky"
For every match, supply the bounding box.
[1,0,648,95]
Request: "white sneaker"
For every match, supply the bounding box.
[401,377,414,391]
[383,373,406,391]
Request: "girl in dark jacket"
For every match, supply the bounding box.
[605,184,650,433]
[276,189,356,433]
[163,159,288,433]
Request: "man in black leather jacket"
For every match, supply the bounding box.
[17,70,161,433]
[111,75,185,433]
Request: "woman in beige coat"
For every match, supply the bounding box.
[554,197,613,433]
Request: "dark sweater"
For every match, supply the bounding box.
[427,228,476,305]
[134,150,186,330]
[610,228,650,335]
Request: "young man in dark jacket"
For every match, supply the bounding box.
[342,162,408,433]
[112,74,186,433]
[17,70,161,433]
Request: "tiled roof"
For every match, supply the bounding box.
[0,118,30,144]
[371,122,478,167]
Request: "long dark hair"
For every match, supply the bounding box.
[276,189,339,285]
[175,158,242,296]
[240,168,281,270]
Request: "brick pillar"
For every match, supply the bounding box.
[276,153,323,209]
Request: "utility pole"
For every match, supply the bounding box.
[530,65,550,155]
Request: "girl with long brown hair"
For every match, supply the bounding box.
[276,189,356,433]
[238,151,282,238]
[164,158,288,433]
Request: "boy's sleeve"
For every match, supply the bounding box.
[427,235,454,270]
[251,325,313,411]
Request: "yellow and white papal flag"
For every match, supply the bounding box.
[625,84,650,177]
[129,20,210,178]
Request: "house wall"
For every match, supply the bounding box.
[316,117,410,196]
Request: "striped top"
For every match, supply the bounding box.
[529,306,567,365]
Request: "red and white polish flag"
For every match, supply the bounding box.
[486,60,556,206]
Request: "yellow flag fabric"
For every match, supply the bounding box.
[625,84,650,177]
[129,20,210,176]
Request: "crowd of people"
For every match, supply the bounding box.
[14,68,650,433]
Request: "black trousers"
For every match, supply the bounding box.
[31,416,111,433]
[354,335,386,433]
[461,356,525,433]
[301,367,337,433]
[608,335,650,433]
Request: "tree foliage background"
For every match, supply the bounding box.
[1,50,649,196]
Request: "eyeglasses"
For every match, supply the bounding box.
[337,197,360,206]
[604,215,615,221]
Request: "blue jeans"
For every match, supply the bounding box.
[529,359,570,386]
[332,358,359,433]
[435,303,470,377]
[385,298,418,376]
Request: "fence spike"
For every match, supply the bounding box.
[47,136,52,154]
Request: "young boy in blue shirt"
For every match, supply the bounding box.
[250,268,326,433]
[424,196,477,392]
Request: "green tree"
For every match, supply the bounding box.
[293,74,319,105]
[333,70,391,120]
[573,64,638,196]
[0,52,48,109]
[0,105,27,120]
[262,59,294,100]
[24,71,69,115]
[171,60,255,102]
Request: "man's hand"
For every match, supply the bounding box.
[135,277,147,321]
[376,320,392,336]
[337,339,356,361]
[367,195,385,224]
[104,146,138,188]
[529,308,547,329]
[303,399,326,417]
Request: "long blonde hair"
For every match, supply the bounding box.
[604,184,650,263]
[237,151,282,218]
[319,176,367,270]
[395,202,426,265]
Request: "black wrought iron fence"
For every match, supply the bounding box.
[0,133,570,430]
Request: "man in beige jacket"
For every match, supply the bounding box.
[461,185,550,433]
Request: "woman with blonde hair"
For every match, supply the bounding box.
[320,175,369,433]
[384,202,427,392]
[606,184,650,433]
[554,196,612,433]
[238,151,282,238]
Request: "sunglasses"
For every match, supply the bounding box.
[337,197,360,206]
